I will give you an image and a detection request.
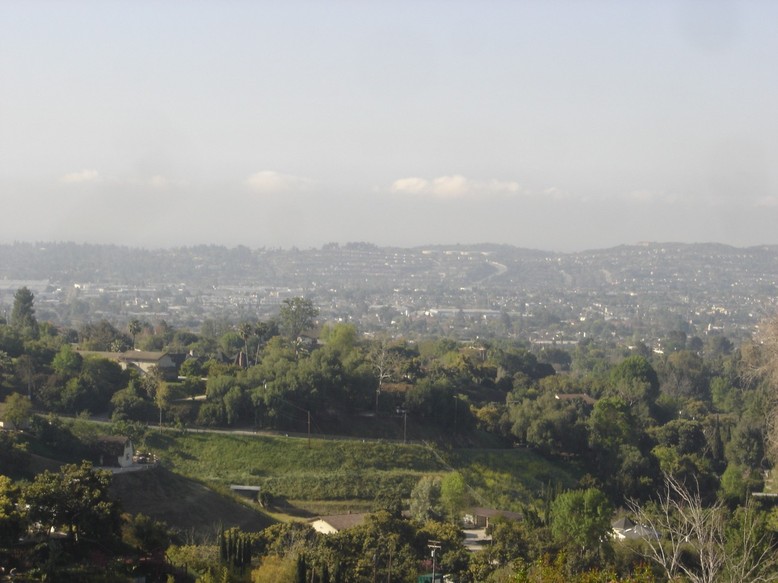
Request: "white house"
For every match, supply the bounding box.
[611,517,658,541]
[94,435,135,468]
[310,513,368,535]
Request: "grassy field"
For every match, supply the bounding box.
[145,430,581,514]
[13,422,582,532]
[146,431,446,502]
[451,448,582,511]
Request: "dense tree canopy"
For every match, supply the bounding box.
[24,461,120,542]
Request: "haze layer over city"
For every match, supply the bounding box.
[1,1,777,251]
[6,3,778,582]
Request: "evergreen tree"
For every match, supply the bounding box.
[219,527,227,562]
[296,554,307,583]
[10,287,37,338]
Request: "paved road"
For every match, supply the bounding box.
[57,412,416,445]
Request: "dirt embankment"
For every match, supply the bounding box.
[111,466,275,536]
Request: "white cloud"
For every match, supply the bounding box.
[59,169,100,184]
[432,175,471,197]
[245,171,313,194]
[391,177,429,194]
[391,175,520,198]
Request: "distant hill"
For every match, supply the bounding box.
[2,240,776,340]
[1,240,777,291]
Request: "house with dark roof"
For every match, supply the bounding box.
[92,435,134,468]
[611,516,658,541]
[76,350,179,380]
[554,393,597,406]
[120,351,178,379]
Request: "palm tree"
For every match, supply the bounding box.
[238,322,254,368]
[128,319,142,350]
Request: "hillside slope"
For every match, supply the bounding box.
[111,466,274,535]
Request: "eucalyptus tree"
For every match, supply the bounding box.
[279,297,319,340]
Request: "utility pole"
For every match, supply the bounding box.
[387,545,392,583]
[278,395,312,449]
[403,409,407,445]
[454,395,459,433]
[428,540,441,582]
[396,407,407,444]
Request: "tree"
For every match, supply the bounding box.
[296,553,308,583]
[79,319,127,351]
[0,431,30,476]
[662,350,708,399]
[485,517,531,567]
[251,554,297,582]
[0,350,13,384]
[121,513,170,554]
[748,316,778,466]
[368,335,399,414]
[254,319,280,363]
[128,319,143,349]
[238,321,254,367]
[550,488,612,554]
[24,461,120,543]
[52,343,83,377]
[0,475,24,547]
[279,297,319,340]
[627,473,777,583]
[111,381,154,421]
[15,353,36,398]
[10,286,38,337]
[409,475,443,522]
[610,354,660,406]
[2,392,33,429]
[440,472,471,522]
[154,380,171,427]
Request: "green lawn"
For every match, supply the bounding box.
[452,448,582,511]
[146,431,581,510]
[146,432,446,500]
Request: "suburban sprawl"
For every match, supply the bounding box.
[2,241,778,582]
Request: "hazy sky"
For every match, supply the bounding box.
[1,1,776,251]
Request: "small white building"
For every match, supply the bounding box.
[310,513,368,535]
[94,435,135,468]
[611,517,658,541]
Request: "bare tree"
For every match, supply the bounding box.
[723,501,778,583]
[628,473,777,583]
[368,335,398,415]
[743,316,778,465]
